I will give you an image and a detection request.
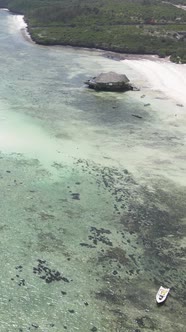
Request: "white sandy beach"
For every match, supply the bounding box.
[123,58,186,106]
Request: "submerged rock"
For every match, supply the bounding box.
[85,71,134,92]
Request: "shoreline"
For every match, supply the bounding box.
[123,58,186,105]
[9,10,174,65]
[1,5,186,64]
[4,8,186,106]
[7,9,177,65]
[0,8,175,62]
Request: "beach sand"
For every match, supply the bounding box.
[123,57,186,105]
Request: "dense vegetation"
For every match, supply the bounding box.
[0,0,186,62]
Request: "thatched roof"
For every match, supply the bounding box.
[94,71,129,84]
[85,71,133,92]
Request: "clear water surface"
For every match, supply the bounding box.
[0,9,185,332]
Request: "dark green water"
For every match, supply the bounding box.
[0,9,185,332]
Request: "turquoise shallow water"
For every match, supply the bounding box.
[0,9,186,332]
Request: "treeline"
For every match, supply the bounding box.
[0,0,186,62]
[2,0,186,24]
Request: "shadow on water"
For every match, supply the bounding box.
[74,89,152,127]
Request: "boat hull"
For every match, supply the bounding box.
[156,286,170,304]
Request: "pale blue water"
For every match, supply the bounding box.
[0,9,185,332]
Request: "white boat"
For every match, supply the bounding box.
[156,286,170,304]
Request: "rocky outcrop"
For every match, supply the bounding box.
[85,71,134,92]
